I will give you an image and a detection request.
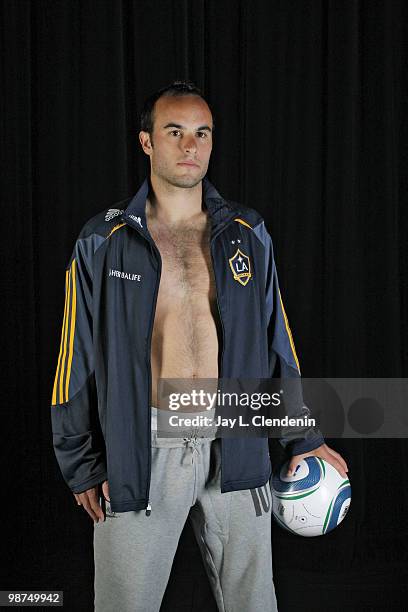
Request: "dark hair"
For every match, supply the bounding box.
[140,79,214,136]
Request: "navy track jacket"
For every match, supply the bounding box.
[50,176,325,513]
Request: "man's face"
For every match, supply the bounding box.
[139,94,213,188]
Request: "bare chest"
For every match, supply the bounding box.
[148,223,215,300]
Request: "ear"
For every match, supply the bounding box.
[139,130,153,156]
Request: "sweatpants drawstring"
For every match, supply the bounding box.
[183,435,201,464]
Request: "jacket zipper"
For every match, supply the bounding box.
[210,240,225,380]
[145,241,161,516]
[210,215,237,494]
[209,213,237,374]
[122,215,162,516]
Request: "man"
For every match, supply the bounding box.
[51,80,348,611]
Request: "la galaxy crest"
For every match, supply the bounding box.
[229,248,252,286]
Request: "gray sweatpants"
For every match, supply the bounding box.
[94,408,278,612]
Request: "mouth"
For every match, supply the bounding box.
[177,161,200,168]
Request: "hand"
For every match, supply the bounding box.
[287,443,349,479]
[73,480,110,524]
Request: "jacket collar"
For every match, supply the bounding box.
[122,175,238,239]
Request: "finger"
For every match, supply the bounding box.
[87,489,105,523]
[77,489,103,523]
[102,480,110,501]
[286,460,301,476]
[73,493,82,506]
[80,496,100,522]
[327,458,347,478]
[326,447,348,471]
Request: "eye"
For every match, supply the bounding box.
[197,132,207,138]
[170,130,181,137]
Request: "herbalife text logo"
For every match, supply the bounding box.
[109,268,142,282]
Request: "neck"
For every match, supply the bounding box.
[146,172,204,226]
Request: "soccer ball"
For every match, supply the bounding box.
[270,456,351,537]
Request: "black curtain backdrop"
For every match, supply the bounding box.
[2,1,408,611]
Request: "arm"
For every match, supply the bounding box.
[263,227,325,455]
[263,224,348,477]
[50,228,107,496]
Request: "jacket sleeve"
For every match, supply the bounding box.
[263,225,325,456]
[50,228,107,494]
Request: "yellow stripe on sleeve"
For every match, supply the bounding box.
[58,264,72,404]
[65,258,77,403]
[278,288,301,374]
[51,269,70,406]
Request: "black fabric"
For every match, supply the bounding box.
[1,1,407,610]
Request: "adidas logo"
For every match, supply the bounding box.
[105,208,123,222]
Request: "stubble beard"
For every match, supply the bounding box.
[153,158,208,189]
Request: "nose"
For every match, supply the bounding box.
[182,134,197,155]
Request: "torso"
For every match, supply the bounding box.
[147,208,221,407]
